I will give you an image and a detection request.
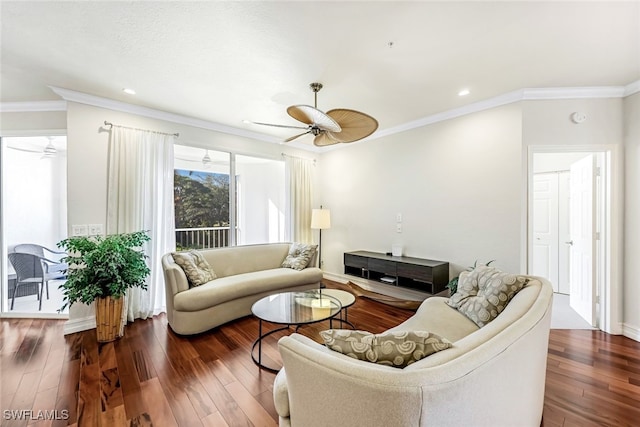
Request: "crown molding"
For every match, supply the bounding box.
[2,82,636,152]
[48,86,281,145]
[368,89,525,142]
[624,80,640,97]
[522,86,626,100]
[0,100,66,112]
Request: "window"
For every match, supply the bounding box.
[173,145,285,249]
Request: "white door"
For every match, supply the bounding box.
[569,154,597,326]
[532,173,559,292]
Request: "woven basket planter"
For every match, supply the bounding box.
[95,296,124,342]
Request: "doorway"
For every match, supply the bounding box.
[1,136,68,317]
[529,150,607,329]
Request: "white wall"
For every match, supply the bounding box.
[624,93,640,339]
[318,103,523,280]
[522,98,623,147]
[0,111,66,134]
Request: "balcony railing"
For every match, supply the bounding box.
[175,227,231,250]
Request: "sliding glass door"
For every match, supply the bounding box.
[235,154,285,245]
[1,136,68,316]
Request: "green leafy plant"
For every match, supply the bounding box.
[57,230,151,310]
[446,260,495,296]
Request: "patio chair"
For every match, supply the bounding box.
[14,243,67,276]
[7,252,65,310]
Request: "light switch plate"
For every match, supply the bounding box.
[88,224,104,236]
[72,225,88,236]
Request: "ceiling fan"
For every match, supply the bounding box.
[175,149,218,169]
[248,82,378,146]
[6,136,57,159]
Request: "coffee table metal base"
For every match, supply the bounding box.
[251,317,338,372]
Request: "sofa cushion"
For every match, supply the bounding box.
[388,296,479,342]
[173,267,321,312]
[319,329,452,368]
[447,265,528,327]
[282,243,317,270]
[200,243,292,278]
[171,251,217,287]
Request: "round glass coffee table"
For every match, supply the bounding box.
[251,290,342,372]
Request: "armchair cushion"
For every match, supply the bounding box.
[447,265,528,327]
[319,329,452,368]
[281,243,317,270]
[171,251,216,287]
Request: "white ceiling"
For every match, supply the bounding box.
[1,1,639,148]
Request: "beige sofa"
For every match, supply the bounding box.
[161,243,323,335]
[274,275,553,427]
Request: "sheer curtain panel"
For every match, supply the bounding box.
[107,126,175,321]
[285,155,313,244]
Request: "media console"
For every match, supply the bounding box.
[344,251,449,295]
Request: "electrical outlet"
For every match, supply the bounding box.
[396,223,402,233]
[72,225,88,236]
[396,213,402,222]
[88,224,104,236]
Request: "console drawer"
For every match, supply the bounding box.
[344,254,368,269]
[368,258,396,276]
[397,263,432,282]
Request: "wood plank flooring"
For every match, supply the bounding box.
[1,282,639,426]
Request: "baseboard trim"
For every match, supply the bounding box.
[323,272,431,301]
[622,323,640,342]
[63,315,96,335]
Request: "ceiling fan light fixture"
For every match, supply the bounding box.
[202,150,212,168]
[42,140,57,157]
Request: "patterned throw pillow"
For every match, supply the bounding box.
[447,265,528,327]
[320,329,452,368]
[281,243,317,270]
[171,251,217,287]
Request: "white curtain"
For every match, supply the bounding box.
[107,126,175,321]
[285,155,313,244]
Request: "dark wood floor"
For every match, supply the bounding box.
[1,283,639,427]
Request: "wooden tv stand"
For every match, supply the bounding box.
[344,251,449,295]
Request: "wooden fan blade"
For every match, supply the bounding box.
[284,130,311,143]
[287,105,341,132]
[325,109,378,143]
[313,132,340,147]
[248,120,309,130]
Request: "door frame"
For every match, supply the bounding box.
[526,145,623,335]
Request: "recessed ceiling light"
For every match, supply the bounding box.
[458,89,470,97]
[123,88,136,95]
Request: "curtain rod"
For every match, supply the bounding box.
[104,121,179,138]
[281,152,316,165]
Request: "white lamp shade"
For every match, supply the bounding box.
[311,208,331,229]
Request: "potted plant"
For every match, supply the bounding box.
[447,260,494,296]
[57,230,151,342]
